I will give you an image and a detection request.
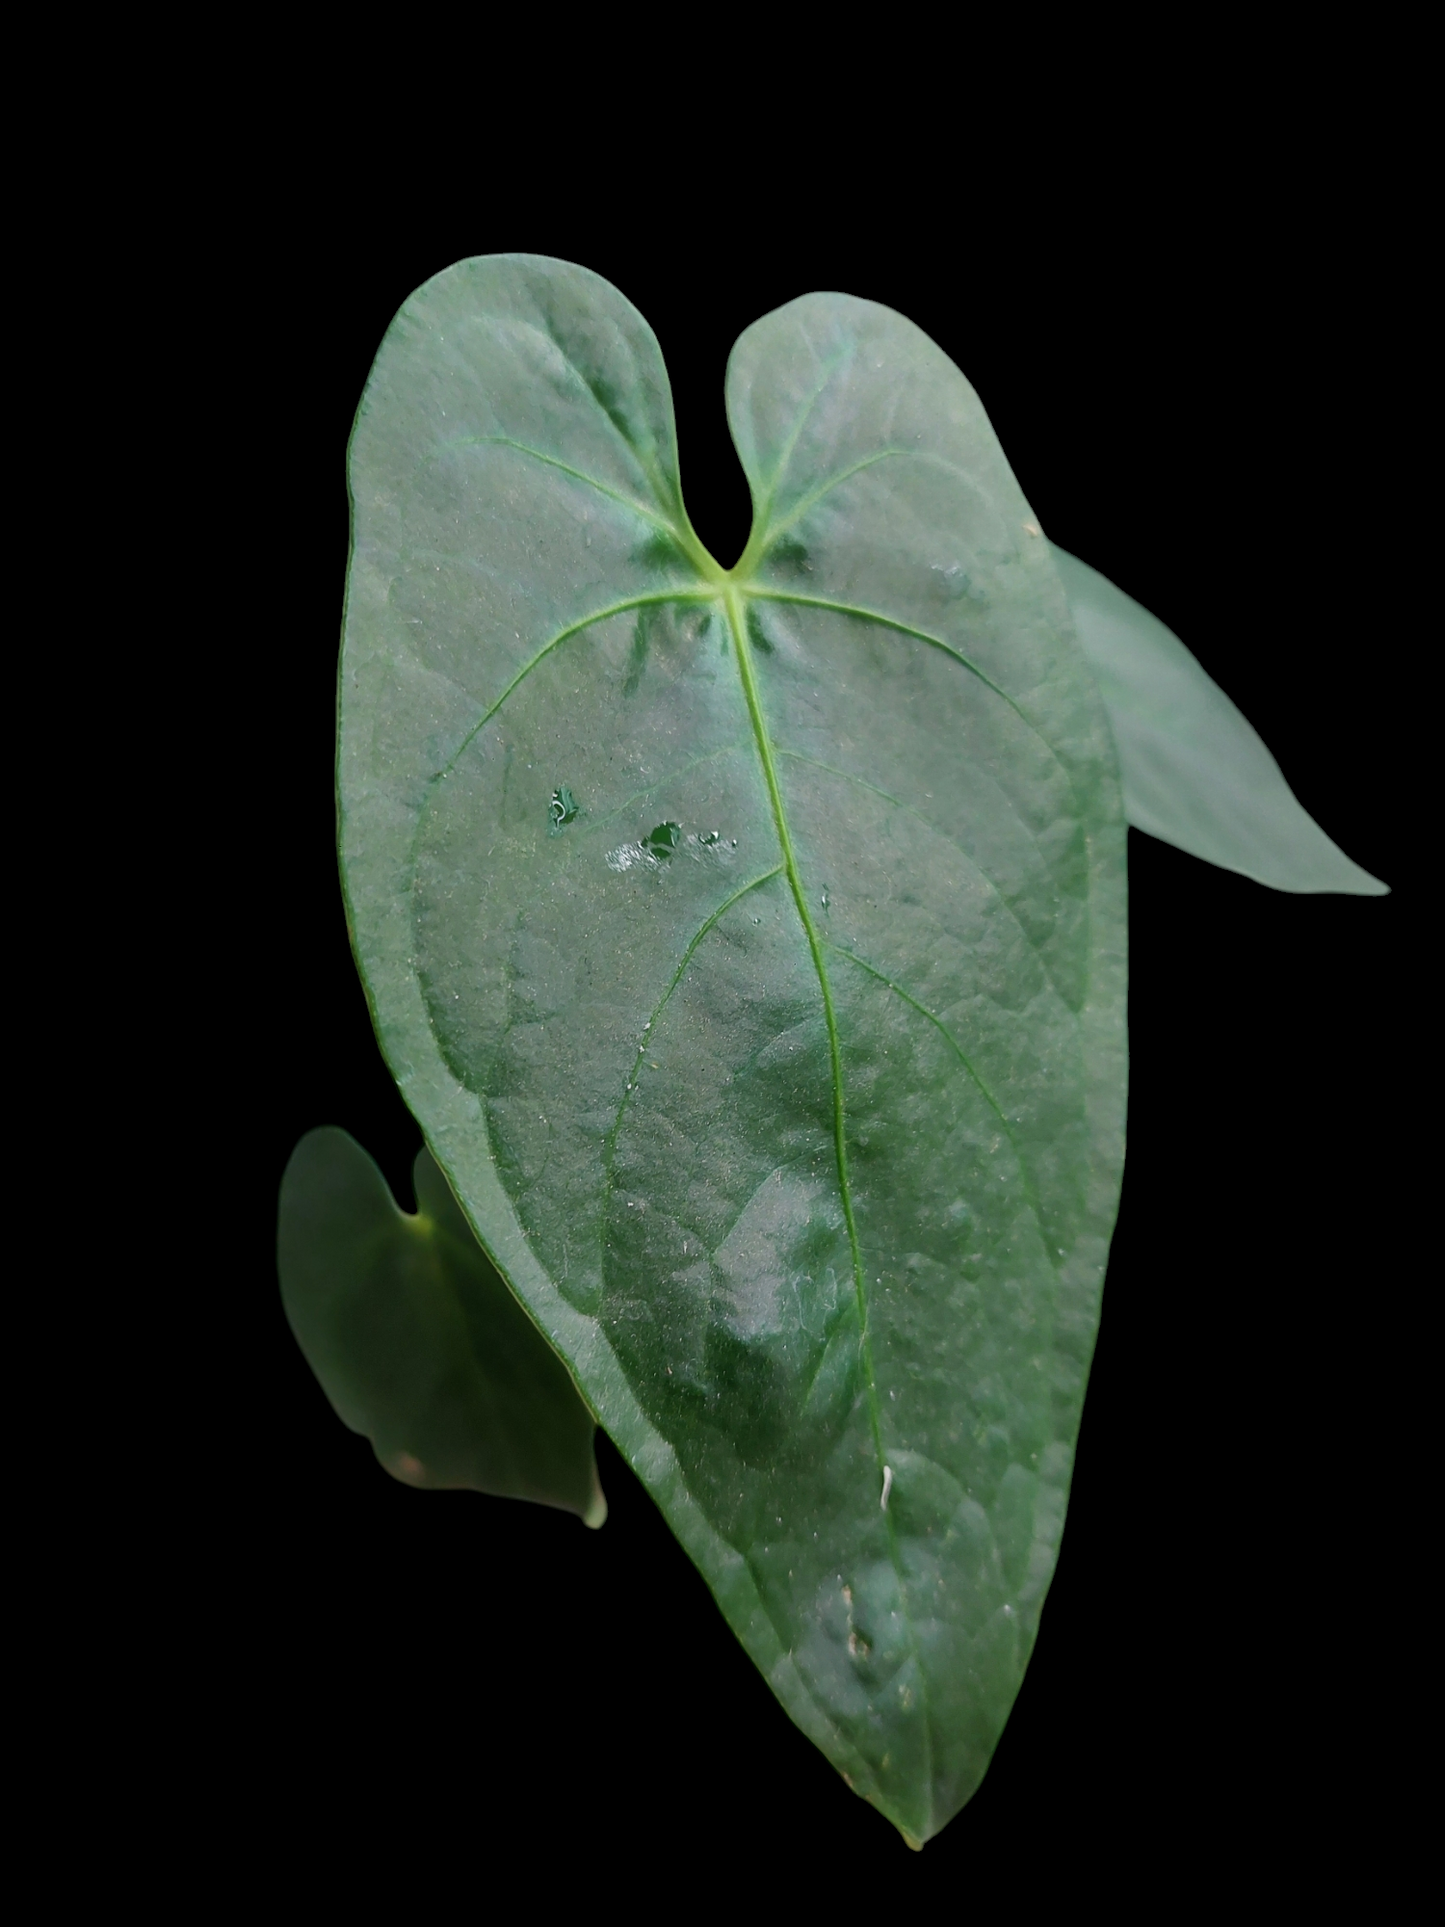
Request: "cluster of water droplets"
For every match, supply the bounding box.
[605,824,738,874]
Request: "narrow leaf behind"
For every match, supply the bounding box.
[1053,546,1386,894]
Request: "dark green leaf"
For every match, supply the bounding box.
[278,1126,605,1524]
[337,257,1126,1843]
[1054,546,1386,894]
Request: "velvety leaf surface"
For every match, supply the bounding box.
[278,1126,605,1523]
[338,256,1127,1842]
[1053,546,1386,894]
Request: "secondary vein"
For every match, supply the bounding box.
[745,588,1018,708]
[762,446,999,549]
[430,434,673,533]
[760,447,913,544]
[776,748,1073,1011]
[743,587,1083,816]
[599,865,785,1249]
[824,941,1053,1257]
[427,590,717,789]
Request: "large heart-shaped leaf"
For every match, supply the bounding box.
[338,256,1126,1844]
[278,1126,605,1522]
[1053,546,1386,894]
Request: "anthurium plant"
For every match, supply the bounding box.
[278,255,1385,1848]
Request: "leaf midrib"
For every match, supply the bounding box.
[722,584,875,1436]
[722,579,936,1824]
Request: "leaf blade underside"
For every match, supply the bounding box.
[339,257,1127,1842]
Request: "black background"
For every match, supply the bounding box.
[163,162,1414,1897]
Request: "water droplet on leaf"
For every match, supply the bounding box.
[644,821,681,857]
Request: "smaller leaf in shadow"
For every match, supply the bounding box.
[277,1127,606,1525]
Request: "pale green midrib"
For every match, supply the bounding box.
[722,581,936,1831]
[599,864,785,1217]
[724,589,870,1387]
[824,940,1057,1268]
[722,587,875,1421]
